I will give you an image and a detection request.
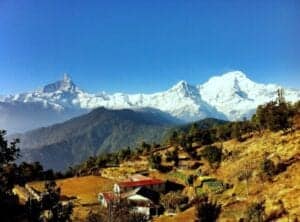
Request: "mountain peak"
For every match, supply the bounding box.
[2,70,299,134]
[42,73,76,93]
[63,73,72,82]
[220,70,247,80]
[203,71,251,88]
[171,80,189,90]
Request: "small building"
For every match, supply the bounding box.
[116,175,165,193]
[98,175,165,218]
[98,191,119,208]
[123,187,161,217]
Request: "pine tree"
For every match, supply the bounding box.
[0,130,22,222]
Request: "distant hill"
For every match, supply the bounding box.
[17,107,177,171]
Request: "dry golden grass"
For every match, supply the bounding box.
[29,175,115,203]
[154,207,195,222]
[101,161,148,180]
[210,130,300,221]
[156,130,300,221]
[26,129,300,221]
[29,176,115,221]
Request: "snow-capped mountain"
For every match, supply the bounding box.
[199,71,300,120]
[1,71,299,133]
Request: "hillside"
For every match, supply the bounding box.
[26,128,300,221]
[119,129,300,221]
[211,130,300,220]
[18,107,176,171]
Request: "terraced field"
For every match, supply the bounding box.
[29,176,115,221]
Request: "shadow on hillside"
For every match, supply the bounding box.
[158,165,173,173]
[60,195,77,201]
[165,180,185,193]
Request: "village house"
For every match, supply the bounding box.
[98,187,161,218]
[98,191,119,208]
[116,174,165,193]
[98,174,165,218]
[123,187,162,217]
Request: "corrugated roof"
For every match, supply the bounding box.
[119,178,164,188]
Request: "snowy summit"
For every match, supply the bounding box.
[1,70,299,133]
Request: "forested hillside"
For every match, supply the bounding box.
[18,108,177,170]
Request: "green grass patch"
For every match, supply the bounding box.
[170,171,188,183]
[203,180,225,194]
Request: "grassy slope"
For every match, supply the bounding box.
[27,129,300,221]
[213,130,300,221]
[154,130,300,221]
[153,207,195,222]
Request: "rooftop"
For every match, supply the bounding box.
[119,178,164,188]
[100,192,117,202]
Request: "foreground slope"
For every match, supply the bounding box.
[154,129,300,221]
[25,127,300,221]
[213,130,300,220]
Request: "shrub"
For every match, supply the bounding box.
[201,145,222,167]
[87,204,147,222]
[161,191,188,212]
[165,148,179,166]
[244,202,265,222]
[165,151,173,162]
[186,174,196,186]
[261,158,276,178]
[195,195,221,222]
[148,153,162,170]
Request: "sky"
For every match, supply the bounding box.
[0,0,299,94]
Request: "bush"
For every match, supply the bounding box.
[261,158,277,178]
[244,202,265,222]
[186,174,196,186]
[87,203,147,222]
[160,191,188,212]
[165,148,179,166]
[148,153,162,170]
[201,146,222,166]
[195,195,221,222]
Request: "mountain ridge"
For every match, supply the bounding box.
[1,71,299,133]
[18,107,176,171]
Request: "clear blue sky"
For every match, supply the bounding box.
[0,0,299,94]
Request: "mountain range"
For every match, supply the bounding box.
[1,71,299,133]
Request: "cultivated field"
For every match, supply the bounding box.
[29,176,115,221]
